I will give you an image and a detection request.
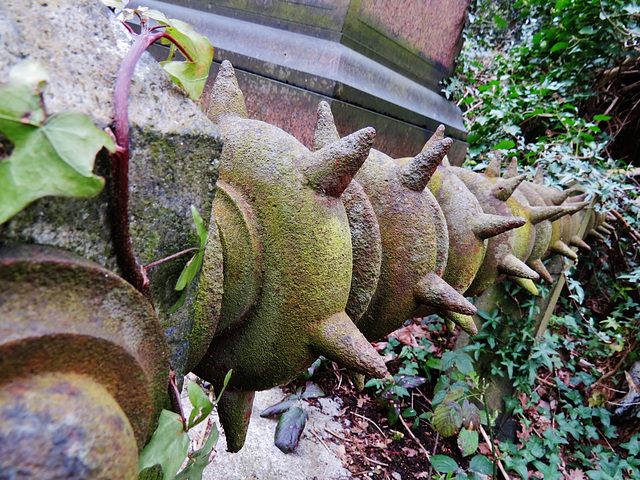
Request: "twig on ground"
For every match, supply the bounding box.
[397,414,431,461]
[310,428,333,455]
[352,412,386,437]
[479,425,510,480]
[364,456,389,467]
[326,428,353,443]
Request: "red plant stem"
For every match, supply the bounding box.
[144,248,200,271]
[111,30,165,299]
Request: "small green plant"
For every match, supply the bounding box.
[139,370,231,479]
[260,380,326,453]
[0,61,115,224]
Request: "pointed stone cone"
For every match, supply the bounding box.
[567,192,589,203]
[588,229,606,241]
[441,311,478,336]
[551,240,578,260]
[498,253,540,280]
[312,312,388,378]
[602,221,615,231]
[414,272,477,315]
[206,60,249,124]
[217,389,256,452]
[399,138,453,192]
[503,157,519,178]
[312,101,341,151]
[349,372,366,392]
[472,213,526,239]
[529,205,570,225]
[528,258,554,283]
[546,201,590,222]
[305,127,376,197]
[445,318,457,332]
[533,168,544,184]
[491,174,527,201]
[421,124,446,152]
[606,212,616,222]
[509,276,539,296]
[570,235,591,251]
[484,153,503,178]
[441,156,451,167]
[596,225,611,236]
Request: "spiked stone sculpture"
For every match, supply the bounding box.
[193,61,388,452]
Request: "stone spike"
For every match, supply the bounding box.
[491,174,527,201]
[399,138,453,192]
[312,312,388,378]
[421,124,446,152]
[528,258,554,283]
[484,154,502,178]
[441,156,451,167]
[498,254,540,280]
[588,229,606,241]
[596,225,611,235]
[551,240,578,260]
[602,221,615,231]
[503,157,519,178]
[312,101,340,151]
[509,276,539,296]
[305,127,376,197]
[546,201,590,222]
[606,212,616,222]
[217,390,255,452]
[529,205,569,225]
[414,272,477,315]
[533,168,544,184]
[441,311,478,336]
[206,60,248,124]
[570,235,592,251]
[349,372,366,392]
[472,213,526,239]
[566,192,589,203]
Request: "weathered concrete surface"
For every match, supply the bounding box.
[182,384,352,480]
[0,0,223,378]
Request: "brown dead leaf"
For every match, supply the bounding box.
[336,445,347,461]
[478,442,493,456]
[565,468,587,480]
[357,395,369,409]
[390,326,420,347]
[416,472,430,478]
[402,447,419,458]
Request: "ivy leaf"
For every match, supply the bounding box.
[186,380,214,430]
[433,401,463,437]
[469,454,494,475]
[0,61,113,224]
[493,139,516,150]
[430,454,459,473]
[159,18,214,101]
[620,433,640,456]
[550,42,569,53]
[274,406,308,454]
[493,14,507,28]
[174,423,219,480]
[457,428,479,457]
[138,409,190,479]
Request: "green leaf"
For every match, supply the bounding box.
[274,406,307,453]
[493,14,507,28]
[260,396,297,417]
[430,454,459,473]
[0,61,113,224]
[186,381,214,430]
[620,433,640,456]
[174,423,219,480]
[457,428,479,457]
[550,42,568,53]
[394,374,427,389]
[433,401,463,437]
[160,19,214,101]
[461,400,481,430]
[191,205,209,249]
[593,114,612,122]
[469,454,493,475]
[301,381,325,400]
[493,139,516,150]
[138,409,190,478]
[100,0,129,10]
[174,249,204,291]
